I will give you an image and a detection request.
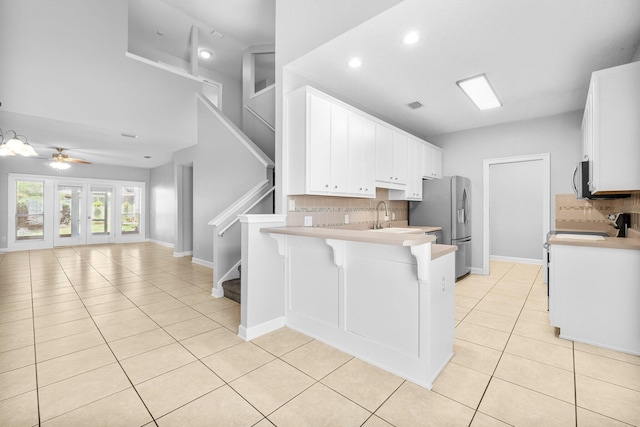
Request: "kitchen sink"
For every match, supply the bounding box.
[368,227,422,234]
[555,234,605,241]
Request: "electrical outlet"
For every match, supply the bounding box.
[288,199,296,211]
[304,216,313,227]
[344,214,350,224]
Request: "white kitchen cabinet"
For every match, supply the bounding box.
[347,112,376,197]
[390,139,424,201]
[583,61,640,194]
[287,87,372,197]
[375,125,408,187]
[423,144,442,179]
[549,243,640,355]
[287,85,441,199]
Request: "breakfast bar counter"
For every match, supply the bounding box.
[239,215,457,389]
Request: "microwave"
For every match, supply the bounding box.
[572,160,629,200]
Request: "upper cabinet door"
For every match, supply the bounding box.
[392,131,409,185]
[307,94,332,193]
[423,144,442,179]
[330,104,349,193]
[586,61,640,194]
[375,124,393,183]
[348,112,376,196]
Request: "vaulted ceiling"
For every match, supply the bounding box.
[1,0,639,168]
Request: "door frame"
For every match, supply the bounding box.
[482,153,550,276]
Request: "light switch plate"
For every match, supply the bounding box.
[392,212,396,220]
[304,216,313,227]
[288,199,295,211]
[344,214,350,224]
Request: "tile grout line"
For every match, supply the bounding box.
[44,246,161,427]
[460,262,539,426]
[26,251,43,427]
[63,245,248,424]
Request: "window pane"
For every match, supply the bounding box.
[121,187,140,235]
[16,181,45,240]
[254,52,275,93]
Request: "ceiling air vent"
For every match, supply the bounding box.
[407,101,423,110]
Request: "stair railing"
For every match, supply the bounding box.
[244,104,275,133]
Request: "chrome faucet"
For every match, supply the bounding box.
[374,201,389,229]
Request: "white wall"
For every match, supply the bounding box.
[489,160,543,261]
[0,157,150,250]
[429,110,582,270]
[192,101,268,263]
[149,162,175,246]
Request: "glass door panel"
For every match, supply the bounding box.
[54,185,85,246]
[16,180,45,241]
[121,186,141,235]
[88,187,114,244]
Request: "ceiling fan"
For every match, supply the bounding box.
[50,147,91,170]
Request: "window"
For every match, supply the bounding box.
[16,180,45,240]
[121,186,141,235]
[254,52,275,93]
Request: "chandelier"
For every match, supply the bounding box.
[0,128,39,157]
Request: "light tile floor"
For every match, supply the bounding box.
[1,244,639,426]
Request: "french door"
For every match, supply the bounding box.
[88,186,115,245]
[8,174,144,251]
[53,184,115,246]
[54,185,85,246]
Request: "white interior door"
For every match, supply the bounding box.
[87,186,115,244]
[54,184,87,246]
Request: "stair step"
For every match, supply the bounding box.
[221,278,241,304]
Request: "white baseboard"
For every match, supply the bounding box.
[173,251,193,257]
[470,267,486,275]
[148,239,174,249]
[192,257,214,269]
[238,317,286,341]
[490,255,543,265]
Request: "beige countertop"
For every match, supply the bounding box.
[261,225,457,260]
[548,229,640,251]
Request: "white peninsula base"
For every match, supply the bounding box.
[239,215,456,389]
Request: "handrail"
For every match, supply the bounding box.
[196,93,274,168]
[244,105,275,133]
[217,186,275,237]
[208,180,274,235]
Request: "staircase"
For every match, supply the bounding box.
[204,45,276,299]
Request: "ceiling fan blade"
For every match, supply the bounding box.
[64,158,92,164]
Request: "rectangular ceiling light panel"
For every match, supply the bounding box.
[456,73,502,110]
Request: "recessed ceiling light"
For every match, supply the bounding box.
[121,133,138,139]
[199,49,213,60]
[456,74,502,110]
[156,30,164,36]
[144,156,151,159]
[348,57,362,68]
[403,31,420,45]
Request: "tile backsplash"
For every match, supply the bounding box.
[555,193,640,235]
[287,189,408,228]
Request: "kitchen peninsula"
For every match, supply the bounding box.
[239,215,457,389]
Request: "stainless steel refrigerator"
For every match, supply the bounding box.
[409,176,471,280]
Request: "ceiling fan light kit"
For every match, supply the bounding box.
[49,147,92,170]
[0,128,39,157]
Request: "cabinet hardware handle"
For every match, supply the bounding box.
[334,185,338,189]
[325,184,329,188]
